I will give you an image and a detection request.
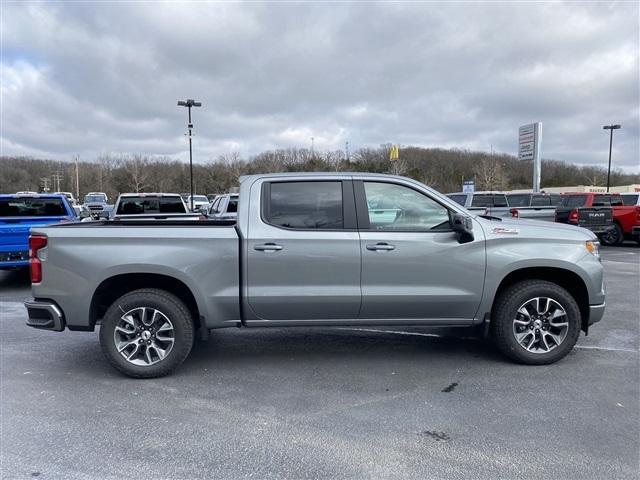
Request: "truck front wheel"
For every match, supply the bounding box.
[491,280,581,365]
[99,288,194,378]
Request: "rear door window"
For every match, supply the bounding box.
[265,181,343,229]
[531,195,552,206]
[561,195,587,207]
[446,194,467,206]
[506,194,530,207]
[0,198,67,217]
[621,194,639,206]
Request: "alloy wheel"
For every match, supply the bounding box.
[113,307,175,366]
[512,297,569,354]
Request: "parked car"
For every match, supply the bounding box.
[506,193,561,221]
[24,173,605,378]
[207,193,238,220]
[185,195,210,212]
[619,193,640,244]
[54,192,77,206]
[83,193,111,218]
[555,193,616,239]
[446,192,511,216]
[112,193,202,220]
[0,194,76,270]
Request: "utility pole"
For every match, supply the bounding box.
[74,155,80,200]
[345,141,350,161]
[51,171,63,192]
[177,99,202,211]
[602,124,622,192]
[311,137,315,158]
[40,177,51,193]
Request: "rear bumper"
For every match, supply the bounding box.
[588,302,606,326]
[24,300,65,332]
[585,225,615,234]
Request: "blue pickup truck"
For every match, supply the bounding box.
[0,194,76,269]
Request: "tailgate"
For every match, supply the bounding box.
[578,207,612,226]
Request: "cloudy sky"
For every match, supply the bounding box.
[1,1,638,171]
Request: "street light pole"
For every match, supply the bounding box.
[178,99,202,211]
[602,124,621,192]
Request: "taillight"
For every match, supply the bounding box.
[29,235,47,283]
[569,209,579,223]
[635,206,640,221]
[510,208,519,218]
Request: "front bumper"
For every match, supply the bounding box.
[632,226,640,239]
[24,300,65,332]
[588,302,606,326]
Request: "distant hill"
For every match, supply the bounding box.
[1,147,638,198]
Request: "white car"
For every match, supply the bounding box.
[185,195,210,212]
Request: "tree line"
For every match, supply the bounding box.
[1,146,638,201]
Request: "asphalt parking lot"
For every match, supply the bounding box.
[1,245,639,479]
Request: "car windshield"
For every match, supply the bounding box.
[193,196,208,202]
[0,198,67,217]
[84,195,105,203]
[116,196,187,214]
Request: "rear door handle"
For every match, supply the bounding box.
[254,243,283,252]
[366,242,395,251]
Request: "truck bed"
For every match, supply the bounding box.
[30,221,241,330]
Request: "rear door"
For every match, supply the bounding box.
[246,178,361,321]
[356,179,486,322]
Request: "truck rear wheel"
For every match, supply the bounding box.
[600,223,623,246]
[491,280,581,365]
[99,288,194,378]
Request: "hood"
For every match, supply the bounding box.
[474,215,596,242]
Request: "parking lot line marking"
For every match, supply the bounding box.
[574,345,638,353]
[340,328,639,354]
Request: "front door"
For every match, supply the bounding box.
[246,179,361,321]
[356,180,486,321]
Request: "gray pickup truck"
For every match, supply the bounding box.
[24,173,605,378]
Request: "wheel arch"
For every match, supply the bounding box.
[491,267,591,333]
[90,273,201,330]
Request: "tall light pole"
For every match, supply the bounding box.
[603,124,621,192]
[177,99,202,211]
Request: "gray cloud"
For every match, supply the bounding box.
[1,1,638,171]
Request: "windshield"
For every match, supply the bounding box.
[192,196,208,202]
[116,196,187,214]
[84,195,106,203]
[0,198,67,217]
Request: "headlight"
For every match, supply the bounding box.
[586,240,600,260]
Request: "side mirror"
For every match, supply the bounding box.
[451,213,474,243]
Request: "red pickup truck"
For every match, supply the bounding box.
[556,193,640,246]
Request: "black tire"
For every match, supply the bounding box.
[491,280,581,365]
[99,288,194,378]
[600,223,623,246]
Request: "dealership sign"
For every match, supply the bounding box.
[518,122,542,192]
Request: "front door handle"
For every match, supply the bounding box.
[366,242,395,251]
[254,243,283,252]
